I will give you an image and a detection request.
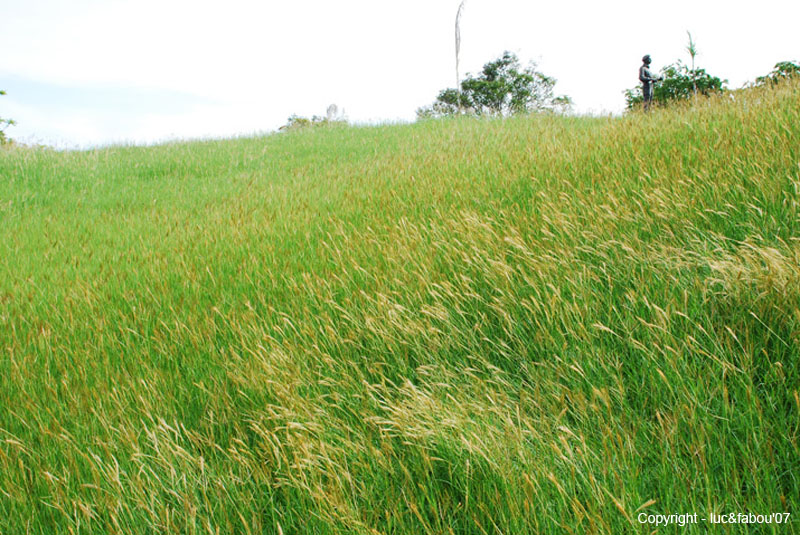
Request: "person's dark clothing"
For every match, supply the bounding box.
[639,64,659,110]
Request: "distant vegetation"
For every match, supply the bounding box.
[1,77,798,534]
[279,104,347,132]
[0,90,15,145]
[755,60,800,87]
[624,59,800,111]
[417,51,571,119]
[623,32,798,111]
[624,61,726,110]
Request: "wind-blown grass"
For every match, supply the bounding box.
[0,81,798,534]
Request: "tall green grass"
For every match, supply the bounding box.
[1,81,798,534]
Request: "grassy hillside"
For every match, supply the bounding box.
[1,82,798,534]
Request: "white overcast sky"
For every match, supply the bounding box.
[1,0,797,148]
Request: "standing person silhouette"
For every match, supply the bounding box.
[639,55,663,111]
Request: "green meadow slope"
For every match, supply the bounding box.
[1,82,799,534]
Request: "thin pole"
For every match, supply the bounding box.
[455,1,465,112]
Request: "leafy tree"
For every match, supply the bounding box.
[0,90,15,145]
[755,61,800,86]
[417,51,571,119]
[624,61,725,110]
